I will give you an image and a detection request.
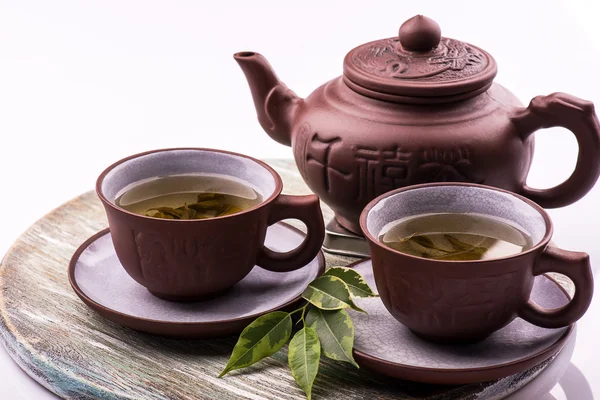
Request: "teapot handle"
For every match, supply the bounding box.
[511,93,600,208]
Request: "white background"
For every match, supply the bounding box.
[1,0,599,398]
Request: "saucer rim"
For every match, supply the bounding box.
[349,258,574,385]
[68,223,326,338]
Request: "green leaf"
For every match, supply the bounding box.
[219,311,292,377]
[196,192,221,202]
[189,200,223,210]
[147,207,183,219]
[323,267,378,298]
[302,276,365,313]
[305,308,358,368]
[444,234,473,252]
[180,204,192,220]
[219,205,243,216]
[289,327,320,400]
[409,235,436,249]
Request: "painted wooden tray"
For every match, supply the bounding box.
[0,159,566,399]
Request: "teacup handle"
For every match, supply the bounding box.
[519,246,593,328]
[512,92,600,208]
[257,194,325,272]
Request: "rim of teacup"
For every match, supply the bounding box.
[359,182,554,264]
[96,147,283,222]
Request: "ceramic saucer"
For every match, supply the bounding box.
[350,259,573,385]
[69,222,325,339]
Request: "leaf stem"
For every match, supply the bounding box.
[288,303,308,317]
[300,303,309,325]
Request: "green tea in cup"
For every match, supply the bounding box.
[116,173,263,220]
[378,213,533,261]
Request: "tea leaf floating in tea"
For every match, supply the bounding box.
[115,174,262,220]
[219,205,244,216]
[220,267,377,400]
[145,198,245,220]
[380,213,533,261]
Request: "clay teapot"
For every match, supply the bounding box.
[235,15,600,235]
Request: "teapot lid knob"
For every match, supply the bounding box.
[399,15,441,52]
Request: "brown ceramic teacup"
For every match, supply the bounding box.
[360,183,593,343]
[97,148,325,301]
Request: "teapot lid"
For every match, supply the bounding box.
[343,15,497,104]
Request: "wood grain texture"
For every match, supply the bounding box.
[0,159,558,399]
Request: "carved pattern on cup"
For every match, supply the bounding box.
[352,38,486,82]
[132,229,256,287]
[388,268,518,329]
[133,231,205,285]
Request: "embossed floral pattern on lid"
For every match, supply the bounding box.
[343,15,498,103]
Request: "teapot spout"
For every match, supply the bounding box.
[234,52,302,146]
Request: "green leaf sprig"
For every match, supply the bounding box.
[219,267,378,399]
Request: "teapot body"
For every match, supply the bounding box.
[235,14,600,236]
[291,78,533,234]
